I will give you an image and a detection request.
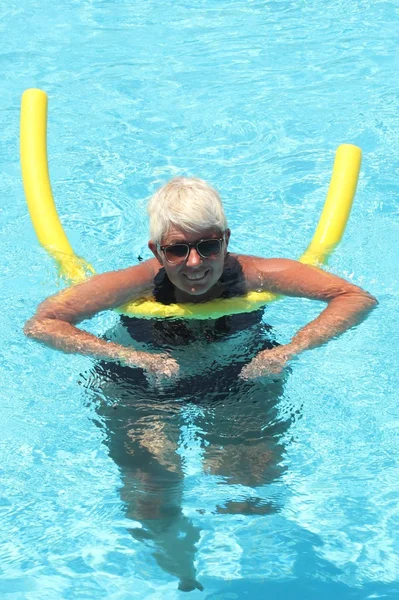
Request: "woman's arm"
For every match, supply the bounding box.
[240,257,377,378]
[24,259,179,379]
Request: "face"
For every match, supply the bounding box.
[149,225,230,299]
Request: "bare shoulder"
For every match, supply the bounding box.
[87,258,161,289]
[35,258,162,322]
[232,254,299,287]
[232,254,375,302]
[60,257,162,298]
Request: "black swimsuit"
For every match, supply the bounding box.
[89,267,280,404]
[119,267,273,347]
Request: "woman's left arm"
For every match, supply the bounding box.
[240,257,378,379]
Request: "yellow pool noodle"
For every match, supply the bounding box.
[20,89,94,283]
[20,88,362,319]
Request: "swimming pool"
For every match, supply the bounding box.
[1,0,399,597]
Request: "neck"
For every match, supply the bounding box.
[174,280,225,304]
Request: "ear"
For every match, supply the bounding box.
[148,241,163,264]
[224,228,231,250]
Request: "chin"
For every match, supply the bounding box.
[179,281,211,296]
[185,286,211,297]
[177,275,218,298]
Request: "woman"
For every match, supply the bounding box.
[24,177,377,591]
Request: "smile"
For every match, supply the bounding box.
[183,270,210,281]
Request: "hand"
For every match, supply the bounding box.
[120,349,179,384]
[240,346,293,381]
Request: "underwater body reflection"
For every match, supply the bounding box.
[81,308,291,592]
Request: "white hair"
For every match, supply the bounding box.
[147,177,228,243]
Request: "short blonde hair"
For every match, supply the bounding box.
[147,177,228,243]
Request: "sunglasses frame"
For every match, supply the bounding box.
[158,235,225,264]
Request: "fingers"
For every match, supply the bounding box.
[120,350,179,386]
[160,355,180,377]
[141,353,179,386]
[240,366,283,382]
[240,362,266,381]
[239,356,285,381]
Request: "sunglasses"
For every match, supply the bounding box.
[159,236,225,264]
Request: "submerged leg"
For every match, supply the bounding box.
[200,376,289,515]
[116,428,203,592]
[83,365,203,591]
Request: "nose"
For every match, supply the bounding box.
[185,246,202,267]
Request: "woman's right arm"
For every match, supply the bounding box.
[24,259,179,379]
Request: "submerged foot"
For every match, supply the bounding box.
[178,578,204,592]
[216,498,277,515]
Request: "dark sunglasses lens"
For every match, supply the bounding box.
[197,239,222,258]
[165,244,189,263]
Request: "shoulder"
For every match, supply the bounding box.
[82,257,159,285]
[230,254,302,288]
[233,254,298,271]
[86,258,164,298]
[107,258,161,284]
[34,258,164,322]
[231,254,374,301]
[63,258,163,303]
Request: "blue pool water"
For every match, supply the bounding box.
[1,0,399,598]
